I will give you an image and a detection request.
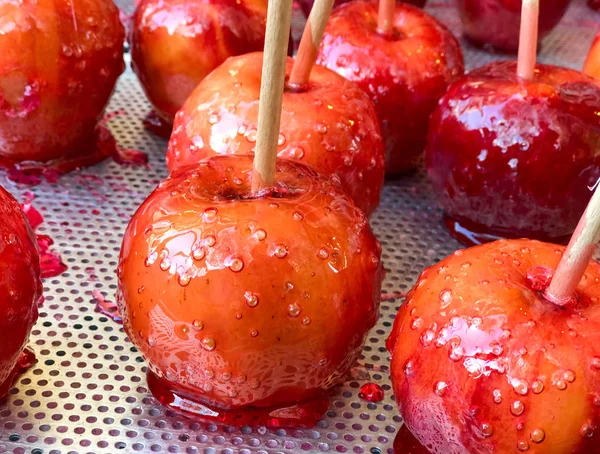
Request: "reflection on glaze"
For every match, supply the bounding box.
[316,0,464,175]
[0,0,124,164]
[167,52,385,216]
[0,187,41,399]
[131,0,268,129]
[118,155,383,426]
[457,0,572,53]
[387,239,600,453]
[426,61,600,246]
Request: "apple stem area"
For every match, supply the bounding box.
[516,0,539,80]
[251,0,293,193]
[545,179,600,305]
[288,0,334,88]
[377,0,395,36]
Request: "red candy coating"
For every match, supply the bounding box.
[317,1,464,174]
[388,239,600,454]
[457,0,572,53]
[0,187,41,398]
[131,0,267,129]
[426,61,600,246]
[118,155,383,423]
[167,52,385,216]
[0,0,124,164]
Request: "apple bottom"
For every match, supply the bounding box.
[0,348,36,399]
[462,34,543,55]
[143,110,173,139]
[0,126,118,184]
[0,125,146,184]
[147,370,331,428]
[443,214,572,248]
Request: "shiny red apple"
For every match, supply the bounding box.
[425,61,600,246]
[0,186,41,398]
[130,0,268,136]
[387,238,600,453]
[167,52,385,216]
[297,0,426,19]
[457,0,572,53]
[584,32,600,80]
[316,0,464,175]
[0,0,124,165]
[118,155,383,427]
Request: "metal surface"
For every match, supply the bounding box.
[0,0,597,452]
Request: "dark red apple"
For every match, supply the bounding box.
[297,0,426,19]
[167,52,385,216]
[130,0,268,135]
[316,1,464,175]
[118,155,383,427]
[0,186,41,398]
[425,61,600,246]
[457,0,572,53]
[387,238,600,453]
[0,0,124,165]
[585,32,600,79]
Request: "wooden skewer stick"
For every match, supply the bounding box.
[377,0,395,36]
[251,0,293,192]
[516,0,539,80]
[545,180,600,304]
[288,0,335,88]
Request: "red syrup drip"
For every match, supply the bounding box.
[358,383,384,403]
[392,424,430,454]
[381,291,407,300]
[96,125,149,167]
[146,370,331,428]
[92,290,122,323]
[21,199,67,278]
[0,348,36,399]
[589,0,600,10]
[37,235,68,278]
[143,110,173,139]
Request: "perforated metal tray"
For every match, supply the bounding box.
[0,1,597,453]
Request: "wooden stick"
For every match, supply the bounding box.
[377,0,395,36]
[583,33,600,79]
[288,0,334,88]
[545,180,600,305]
[516,0,539,80]
[251,0,293,192]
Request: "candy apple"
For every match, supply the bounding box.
[387,238,600,453]
[117,155,383,427]
[297,0,426,18]
[426,61,600,246]
[316,1,464,175]
[167,52,385,216]
[584,32,600,80]
[130,0,268,136]
[0,0,124,164]
[457,0,572,53]
[0,186,41,398]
